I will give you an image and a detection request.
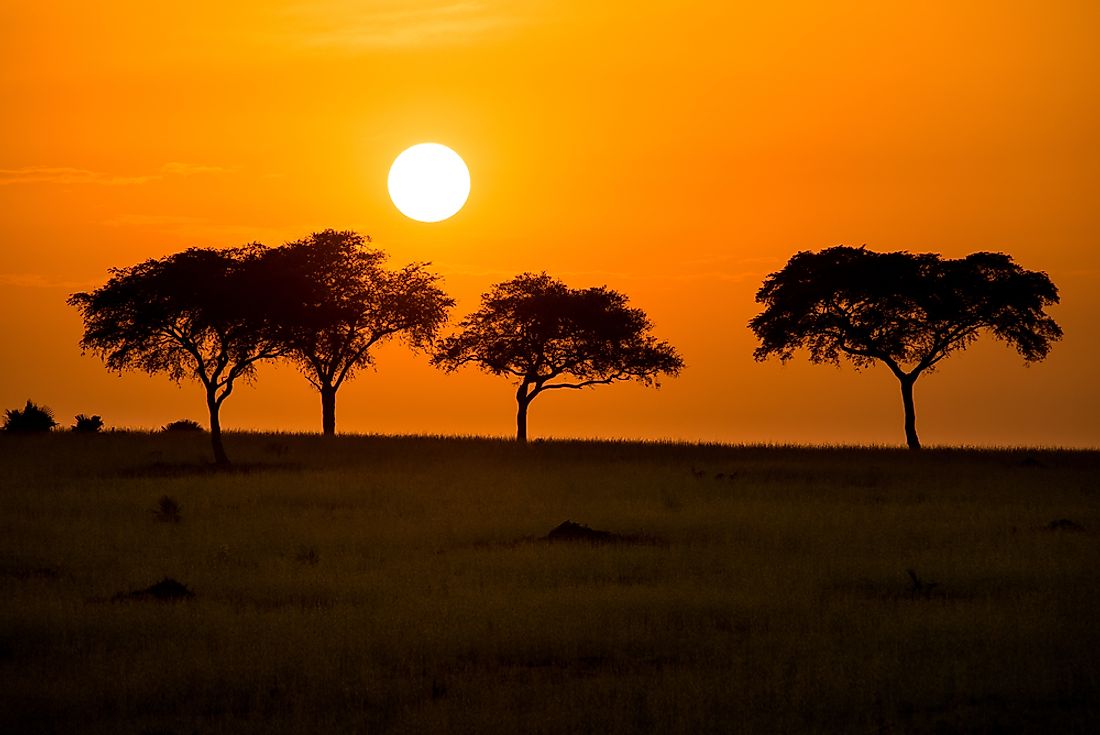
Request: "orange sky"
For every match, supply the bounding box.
[2,1,1098,447]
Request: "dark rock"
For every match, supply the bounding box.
[1047,518,1085,532]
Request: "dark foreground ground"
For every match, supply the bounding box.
[1,432,1098,734]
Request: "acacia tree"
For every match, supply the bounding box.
[748,246,1062,449]
[68,245,285,465]
[433,272,684,442]
[265,230,454,436]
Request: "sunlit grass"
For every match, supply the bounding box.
[1,433,1097,733]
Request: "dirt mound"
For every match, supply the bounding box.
[114,577,195,602]
[542,521,663,546]
[545,521,616,543]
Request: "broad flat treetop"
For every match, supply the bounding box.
[749,246,1061,376]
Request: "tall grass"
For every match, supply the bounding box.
[1,433,1097,733]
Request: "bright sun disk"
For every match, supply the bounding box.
[387,143,470,223]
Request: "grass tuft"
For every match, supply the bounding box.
[152,495,182,523]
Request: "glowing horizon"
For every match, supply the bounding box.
[1,0,1098,448]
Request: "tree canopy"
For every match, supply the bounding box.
[749,246,1062,448]
[264,229,454,435]
[433,272,683,441]
[68,245,285,464]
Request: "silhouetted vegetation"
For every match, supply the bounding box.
[162,418,204,432]
[434,273,683,441]
[64,236,1065,453]
[68,246,286,465]
[2,400,57,432]
[71,414,103,433]
[265,230,453,436]
[294,545,320,565]
[749,246,1062,449]
[67,230,451,444]
[151,495,181,523]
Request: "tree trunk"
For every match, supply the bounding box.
[515,383,531,443]
[899,374,920,450]
[207,391,231,466]
[321,384,337,437]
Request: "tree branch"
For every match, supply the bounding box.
[539,375,625,391]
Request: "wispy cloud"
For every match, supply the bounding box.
[102,213,288,245]
[0,162,231,187]
[0,168,158,186]
[0,273,98,290]
[286,1,531,50]
[101,214,212,228]
[159,162,232,176]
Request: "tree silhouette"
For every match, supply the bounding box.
[68,245,284,465]
[749,246,1062,449]
[265,230,454,436]
[433,273,683,442]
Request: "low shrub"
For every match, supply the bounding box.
[3,400,57,432]
[162,419,204,433]
[72,414,104,433]
[151,495,182,523]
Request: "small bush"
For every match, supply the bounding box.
[72,414,104,433]
[162,419,204,433]
[3,400,58,433]
[295,545,320,565]
[152,495,182,523]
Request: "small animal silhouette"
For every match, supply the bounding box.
[690,466,705,480]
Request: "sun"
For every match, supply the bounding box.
[387,143,471,223]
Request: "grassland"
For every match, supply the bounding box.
[1,432,1097,734]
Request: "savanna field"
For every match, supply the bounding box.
[2,433,1098,734]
